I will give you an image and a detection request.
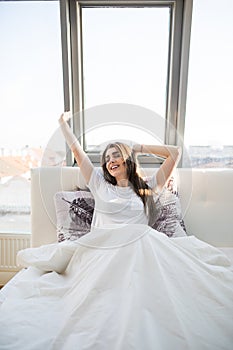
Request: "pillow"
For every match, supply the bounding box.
[151,177,187,238]
[54,190,95,242]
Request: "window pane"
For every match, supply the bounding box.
[81,7,170,150]
[0,1,64,233]
[184,0,233,168]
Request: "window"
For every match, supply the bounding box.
[184,0,233,168]
[81,7,170,150]
[0,1,64,233]
[60,0,191,161]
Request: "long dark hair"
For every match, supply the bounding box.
[101,142,156,225]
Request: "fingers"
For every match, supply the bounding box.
[59,111,72,123]
[63,111,72,121]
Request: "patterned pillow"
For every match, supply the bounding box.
[151,177,187,238]
[54,191,95,242]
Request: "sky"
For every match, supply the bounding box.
[0,1,63,150]
[184,0,233,147]
[0,0,232,151]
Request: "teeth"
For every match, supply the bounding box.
[111,165,118,170]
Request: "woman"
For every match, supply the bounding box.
[59,111,181,228]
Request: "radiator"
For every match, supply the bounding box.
[0,234,31,271]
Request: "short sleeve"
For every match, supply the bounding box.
[87,168,104,195]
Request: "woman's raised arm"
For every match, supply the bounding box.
[133,144,182,192]
[59,112,94,183]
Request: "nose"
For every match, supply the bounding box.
[109,156,115,163]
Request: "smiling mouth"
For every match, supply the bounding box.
[110,165,119,170]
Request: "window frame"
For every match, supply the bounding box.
[60,0,193,166]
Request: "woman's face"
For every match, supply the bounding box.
[104,147,128,180]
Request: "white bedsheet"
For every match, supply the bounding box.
[0,224,233,350]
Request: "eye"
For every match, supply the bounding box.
[113,152,121,158]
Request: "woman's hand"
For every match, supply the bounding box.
[132,144,181,191]
[59,111,72,124]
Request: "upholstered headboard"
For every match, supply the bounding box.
[31,167,233,248]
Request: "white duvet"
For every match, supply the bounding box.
[0,224,233,350]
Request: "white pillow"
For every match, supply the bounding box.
[151,177,187,238]
[54,190,94,242]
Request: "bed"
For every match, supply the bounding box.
[0,166,233,350]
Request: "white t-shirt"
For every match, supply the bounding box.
[87,168,157,228]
